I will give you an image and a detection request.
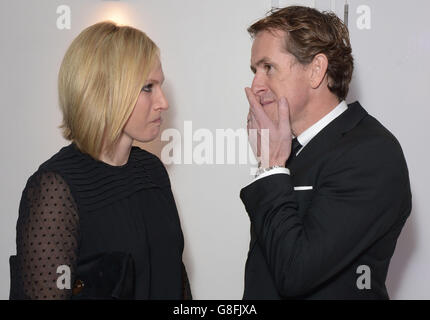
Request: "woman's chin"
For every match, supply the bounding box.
[134,132,160,144]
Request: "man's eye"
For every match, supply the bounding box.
[141,84,153,93]
[264,64,273,73]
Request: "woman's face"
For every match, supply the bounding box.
[123,59,169,143]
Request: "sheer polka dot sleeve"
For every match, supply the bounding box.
[11,171,79,300]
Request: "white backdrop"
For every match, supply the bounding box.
[1,0,429,299]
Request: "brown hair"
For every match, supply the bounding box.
[248,6,353,101]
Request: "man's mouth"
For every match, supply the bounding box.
[261,100,275,106]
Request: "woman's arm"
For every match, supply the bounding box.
[11,171,79,300]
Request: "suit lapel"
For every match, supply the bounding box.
[287,101,368,176]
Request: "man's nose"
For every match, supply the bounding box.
[251,74,267,97]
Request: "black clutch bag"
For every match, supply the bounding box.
[71,251,135,300]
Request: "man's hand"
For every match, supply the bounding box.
[245,87,292,168]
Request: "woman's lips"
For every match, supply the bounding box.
[151,117,162,124]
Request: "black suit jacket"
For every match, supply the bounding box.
[240,102,412,299]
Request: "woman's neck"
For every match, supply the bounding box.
[99,133,133,167]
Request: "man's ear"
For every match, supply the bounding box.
[309,53,329,89]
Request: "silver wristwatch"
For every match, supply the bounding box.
[254,165,284,178]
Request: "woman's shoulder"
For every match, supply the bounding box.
[131,146,163,166]
[24,144,73,183]
[130,146,171,188]
[20,169,76,222]
[22,145,77,203]
[22,145,173,212]
[21,143,95,210]
[37,143,80,173]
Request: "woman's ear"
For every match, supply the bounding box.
[309,53,329,89]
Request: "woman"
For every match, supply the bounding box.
[9,21,191,300]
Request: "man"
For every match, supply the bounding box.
[241,6,412,299]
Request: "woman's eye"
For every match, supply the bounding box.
[141,84,153,93]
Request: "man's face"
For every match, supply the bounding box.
[250,30,311,132]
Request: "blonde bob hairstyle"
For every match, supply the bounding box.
[58,21,159,159]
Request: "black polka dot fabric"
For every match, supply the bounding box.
[13,172,79,299]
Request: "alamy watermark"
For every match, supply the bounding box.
[56,5,71,30]
[56,2,371,31]
[356,264,371,290]
[271,0,371,30]
[57,263,373,292]
[56,265,71,290]
[160,121,268,173]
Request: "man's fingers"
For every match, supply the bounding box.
[244,87,271,126]
[247,111,254,135]
[244,87,259,107]
[277,96,291,131]
[245,88,261,118]
[248,112,259,132]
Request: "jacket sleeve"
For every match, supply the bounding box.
[10,171,79,300]
[240,138,412,297]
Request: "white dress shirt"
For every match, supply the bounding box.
[251,100,348,184]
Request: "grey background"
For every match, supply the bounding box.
[1,0,429,299]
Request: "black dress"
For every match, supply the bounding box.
[9,143,191,299]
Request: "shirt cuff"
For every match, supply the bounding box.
[245,167,290,187]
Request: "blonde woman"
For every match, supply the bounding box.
[10,22,191,300]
